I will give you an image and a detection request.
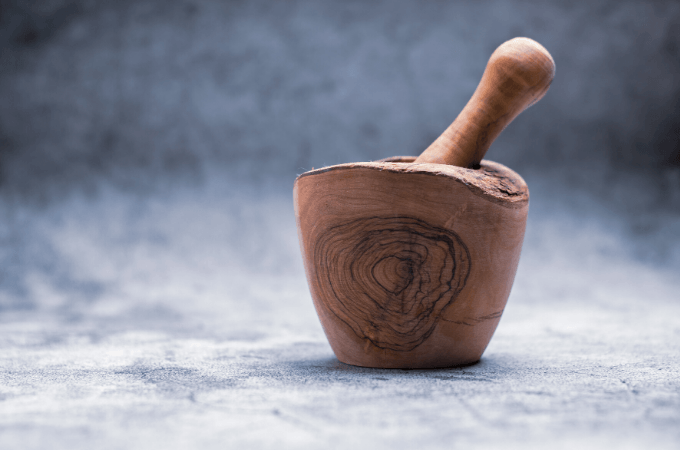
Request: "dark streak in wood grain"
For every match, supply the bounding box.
[442,310,504,326]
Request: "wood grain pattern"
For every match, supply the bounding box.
[313,215,471,352]
[415,37,555,168]
[294,158,528,368]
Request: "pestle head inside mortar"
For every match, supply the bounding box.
[294,38,553,368]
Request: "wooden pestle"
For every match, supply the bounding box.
[415,37,555,168]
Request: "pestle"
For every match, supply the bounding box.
[294,38,555,369]
[416,37,555,168]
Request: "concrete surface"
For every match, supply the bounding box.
[1,171,679,450]
[1,1,679,448]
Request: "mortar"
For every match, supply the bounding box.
[294,38,555,368]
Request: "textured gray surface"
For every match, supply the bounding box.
[1,1,680,448]
[1,174,679,449]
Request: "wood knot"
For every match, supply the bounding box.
[313,215,471,351]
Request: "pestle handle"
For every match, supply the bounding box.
[415,37,555,168]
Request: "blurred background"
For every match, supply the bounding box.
[1,0,679,196]
[0,1,679,448]
[1,0,678,304]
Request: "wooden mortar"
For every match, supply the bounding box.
[294,38,555,369]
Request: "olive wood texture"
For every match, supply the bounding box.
[415,37,555,168]
[295,158,529,368]
[294,37,553,368]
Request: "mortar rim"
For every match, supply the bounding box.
[295,157,529,207]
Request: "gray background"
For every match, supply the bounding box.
[1,1,679,449]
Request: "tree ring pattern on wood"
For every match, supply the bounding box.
[313,216,471,352]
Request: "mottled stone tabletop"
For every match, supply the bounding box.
[1,174,679,450]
